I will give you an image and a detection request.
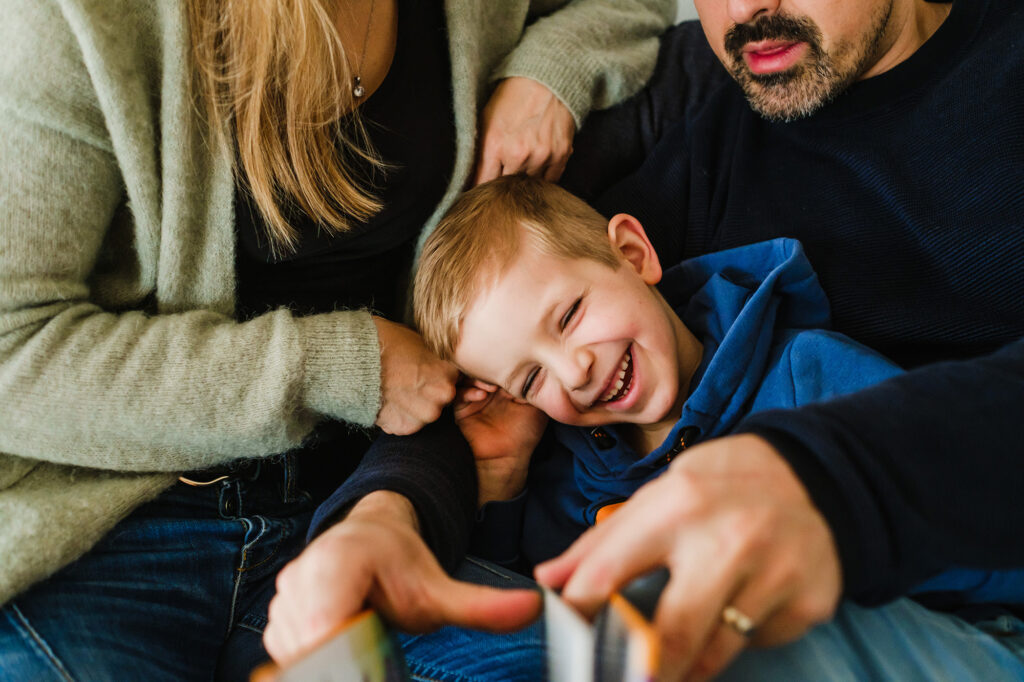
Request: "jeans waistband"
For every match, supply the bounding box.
[178,458,263,487]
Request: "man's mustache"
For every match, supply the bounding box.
[724,14,821,60]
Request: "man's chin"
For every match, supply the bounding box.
[732,60,856,122]
[736,75,834,122]
[746,93,825,122]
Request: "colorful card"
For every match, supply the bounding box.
[251,610,409,682]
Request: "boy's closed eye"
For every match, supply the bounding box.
[560,296,582,330]
[521,367,541,399]
[521,295,585,399]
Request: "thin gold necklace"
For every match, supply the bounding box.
[352,0,377,99]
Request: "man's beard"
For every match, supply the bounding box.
[724,7,892,122]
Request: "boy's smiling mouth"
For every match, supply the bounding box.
[598,346,635,404]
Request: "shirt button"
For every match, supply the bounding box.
[590,427,616,450]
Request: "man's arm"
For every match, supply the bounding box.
[266,489,540,666]
[738,336,1024,603]
[266,414,542,665]
[307,411,477,572]
[534,341,1024,679]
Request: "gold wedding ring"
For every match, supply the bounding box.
[721,605,756,637]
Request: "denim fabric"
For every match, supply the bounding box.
[400,571,1024,682]
[0,459,317,682]
[399,557,546,682]
[719,598,1024,681]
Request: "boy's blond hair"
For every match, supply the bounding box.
[414,174,620,360]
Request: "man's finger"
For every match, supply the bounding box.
[471,379,499,392]
[533,520,608,590]
[431,581,542,632]
[681,587,779,681]
[458,386,490,403]
[555,524,675,617]
[649,557,748,681]
[533,489,652,592]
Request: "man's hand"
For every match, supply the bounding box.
[264,491,541,666]
[474,77,576,185]
[534,435,842,681]
[373,317,458,435]
[454,379,549,505]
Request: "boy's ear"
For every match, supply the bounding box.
[607,213,662,285]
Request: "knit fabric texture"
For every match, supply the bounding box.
[0,0,674,605]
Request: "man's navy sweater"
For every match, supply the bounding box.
[314,0,1024,608]
[593,0,1024,606]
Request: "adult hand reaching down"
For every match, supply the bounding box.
[535,434,842,681]
[263,490,542,667]
[373,317,459,435]
[474,77,577,185]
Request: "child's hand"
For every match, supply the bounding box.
[454,378,548,506]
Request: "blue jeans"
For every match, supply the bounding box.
[0,460,316,682]
[399,562,1024,682]
[721,598,1024,681]
[399,557,546,682]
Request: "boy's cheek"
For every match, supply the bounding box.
[539,400,589,426]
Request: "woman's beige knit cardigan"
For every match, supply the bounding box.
[0,0,674,605]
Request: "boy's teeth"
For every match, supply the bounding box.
[600,350,633,402]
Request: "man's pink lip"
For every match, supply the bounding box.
[742,39,797,55]
[742,40,807,75]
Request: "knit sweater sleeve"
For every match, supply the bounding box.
[736,338,1024,605]
[0,0,382,472]
[492,0,677,127]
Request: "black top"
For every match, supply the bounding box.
[235,0,454,323]
[316,0,1024,607]
[232,0,454,498]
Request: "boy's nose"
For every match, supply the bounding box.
[554,346,593,392]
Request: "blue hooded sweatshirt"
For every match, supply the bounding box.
[473,239,1022,606]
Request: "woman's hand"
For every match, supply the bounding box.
[373,317,458,435]
[263,490,541,667]
[534,434,842,682]
[474,77,576,185]
[454,379,548,505]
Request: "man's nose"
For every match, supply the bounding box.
[726,0,781,25]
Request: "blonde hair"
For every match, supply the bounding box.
[414,175,620,360]
[187,0,385,255]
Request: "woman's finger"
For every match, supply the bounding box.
[474,147,503,185]
[543,155,569,182]
[517,147,550,177]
